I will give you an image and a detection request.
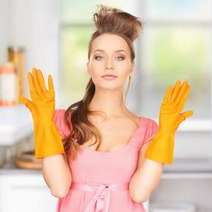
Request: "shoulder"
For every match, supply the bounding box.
[128,111,159,139]
[53,109,72,139]
[54,109,66,119]
[142,116,158,129]
[141,116,159,145]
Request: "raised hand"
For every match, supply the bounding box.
[20,68,55,124]
[159,80,193,134]
[20,68,64,159]
[145,80,193,164]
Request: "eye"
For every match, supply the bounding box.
[94,55,103,61]
[116,55,125,61]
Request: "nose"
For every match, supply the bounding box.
[105,57,114,70]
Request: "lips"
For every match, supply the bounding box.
[102,74,117,78]
[101,74,118,80]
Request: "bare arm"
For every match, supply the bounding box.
[129,142,164,203]
[42,153,72,198]
[129,81,193,203]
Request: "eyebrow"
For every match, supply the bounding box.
[94,49,127,53]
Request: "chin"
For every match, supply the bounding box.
[95,83,122,91]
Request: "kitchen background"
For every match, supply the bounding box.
[0,0,212,212]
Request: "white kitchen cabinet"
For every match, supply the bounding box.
[0,171,58,212]
[149,158,212,212]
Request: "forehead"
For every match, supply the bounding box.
[91,33,130,53]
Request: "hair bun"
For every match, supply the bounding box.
[93,4,143,42]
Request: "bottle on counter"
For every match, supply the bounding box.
[0,62,18,106]
[7,46,26,104]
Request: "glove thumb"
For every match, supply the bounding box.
[175,110,194,129]
[19,95,35,113]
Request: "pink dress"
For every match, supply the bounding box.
[53,109,159,212]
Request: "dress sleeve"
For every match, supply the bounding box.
[53,109,72,139]
[143,118,159,145]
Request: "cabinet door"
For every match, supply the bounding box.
[0,173,58,212]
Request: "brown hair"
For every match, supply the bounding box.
[63,4,143,161]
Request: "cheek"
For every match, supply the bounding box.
[87,62,103,78]
[117,63,132,78]
[89,60,104,69]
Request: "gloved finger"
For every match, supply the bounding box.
[34,68,46,96]
[48,74,55,97]
[174,110,193,129]
[36,69,48,95]
[177,85,191,111]
[19,95,35,112]
[181,110,194,121]
[183,110,194,119]
[171,80,181,102]
[31,68,43,97]
[28,72,39,100]
[175,81,189,106]
[162,85,172,104]
[176,83,191,111]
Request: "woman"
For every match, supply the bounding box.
[20,5,193,212]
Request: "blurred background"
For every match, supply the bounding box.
[0,0,212,212]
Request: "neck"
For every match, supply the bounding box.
[88,87,128,118]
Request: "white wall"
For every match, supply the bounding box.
[0,0,9,64]
[1,0,60,101]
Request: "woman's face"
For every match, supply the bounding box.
[87,33,134,91]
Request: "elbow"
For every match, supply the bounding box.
[51,186,70,198]
[50,182,71,198]
[131,194,149,204]
[130,189,150,204]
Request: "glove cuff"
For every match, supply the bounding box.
[34,121,65,159]
[145,131,175,164]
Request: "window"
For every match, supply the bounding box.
[60,0,211,128]
[59,0,138,106]
[139,0,212,120]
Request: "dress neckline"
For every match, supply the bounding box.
[79,116,144,155]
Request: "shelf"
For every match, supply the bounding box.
[162,158,212,179]
[177,119,212,132]
[162,172,212,179]
[152,118,212,132]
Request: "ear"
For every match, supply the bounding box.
[130,61,135,74]
[86,61,90,74]
[132,60,135,69]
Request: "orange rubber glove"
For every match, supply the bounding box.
[19,68,64,159]
[145,80,193,164]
